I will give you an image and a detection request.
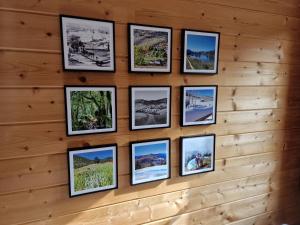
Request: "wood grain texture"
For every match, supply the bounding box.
[0,0,299,225]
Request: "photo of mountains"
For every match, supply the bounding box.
[132,140,170,184]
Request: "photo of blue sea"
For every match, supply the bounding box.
[185,89,214,122]
[133,142,169,183]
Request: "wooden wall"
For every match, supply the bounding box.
[0,0,300,224]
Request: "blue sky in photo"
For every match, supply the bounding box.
[135,143,167,156]
[75,149,113,160]
[187,34,216,52]
[186,89,214,97]
[184,136,214,155]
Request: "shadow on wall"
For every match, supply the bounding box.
[278,10,300,224]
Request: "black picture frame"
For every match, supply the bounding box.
[67,144,118,197]
[129,86,172,131]
[180,85,218,127]
[60,15,116,72]
[181,29,220,75]
[180,134,216,177]
[130,138,171,185]
[64,85,117,136]
[128,23,172,73]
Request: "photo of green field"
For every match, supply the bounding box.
[133,28,169,69]
[72,149,115,192]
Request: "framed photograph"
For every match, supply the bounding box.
[68,144,118,197]
[130,86,171,130]
[60,15,115,72]
[130,138,170,185]
[64,86,117,136]
[181,29,220,74]
[180,134,215,176]
[181,85,218,126]
[128,23,172,73]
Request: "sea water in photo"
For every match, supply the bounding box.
[133,142,168,183]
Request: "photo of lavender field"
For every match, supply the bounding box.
[182,86,217,126]
[68,145,117,197]
[131,139,170,185]
[131,87,171,130]
[61,16,115,71]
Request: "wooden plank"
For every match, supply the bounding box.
[0,86,294,124]
[1,148,300,195]
[192,0,300,18]
[22,189,300,225]
[1,108,300,160]
[0,171,298,225]
[1,11,300,64]
[1,50,299,87]
[0,0,300,41]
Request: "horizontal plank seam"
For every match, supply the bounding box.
[0,129,296,161]
[9,173,286,225]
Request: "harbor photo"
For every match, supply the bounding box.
[61,16,115,71]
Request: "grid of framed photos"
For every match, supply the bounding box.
[60,15,220,197]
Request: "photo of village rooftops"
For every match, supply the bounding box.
[132,87,171,129]
[61,16,114,71]
[183,87,216,125]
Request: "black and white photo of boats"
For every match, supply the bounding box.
[183,86,217,126]
[131,87,171,130]
[61,16,114,71]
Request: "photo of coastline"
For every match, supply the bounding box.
[182,30,219,74]
[61,16,115,71]
[129,25,171,72]
[131,87,171,130]
[181,135,215,176]
[131,139,170,185]
[182,86,217,126]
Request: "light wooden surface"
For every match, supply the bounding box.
[0,0,300,224]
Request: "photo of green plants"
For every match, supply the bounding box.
[130,25,171,72]
[70,89,113,131]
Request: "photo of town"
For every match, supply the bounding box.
[130,25,171,72]
[183,31,219,73]
[132,140,170,184]
[132,87,170,129]
[181,135,215,176]
[61,16,114,71]
[183,86,216,126]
